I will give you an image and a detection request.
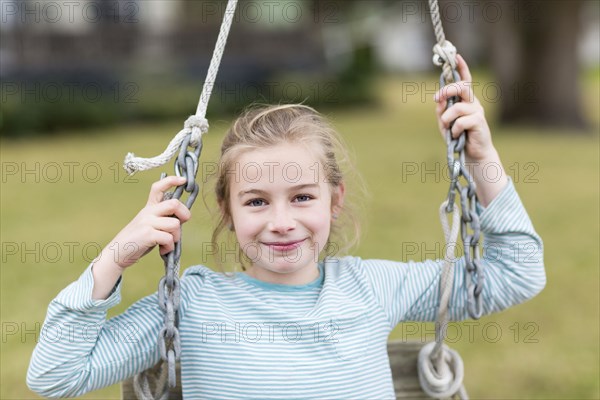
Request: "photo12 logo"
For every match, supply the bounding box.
[1,162,138,184]
[399,320,540,344]
[1,321,140,344]
[200,320,340,344]
[1,1,139,24]
[1,81,140,105]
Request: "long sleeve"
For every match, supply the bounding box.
[360,178,546,328]
[27,264,167,398]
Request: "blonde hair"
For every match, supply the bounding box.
[207,103,366,273]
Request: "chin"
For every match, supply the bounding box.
[267,262,303,274]
[267,258,311,273]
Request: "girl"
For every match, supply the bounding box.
[27,56,545,399]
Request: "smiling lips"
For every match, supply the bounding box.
[263,239,306,251]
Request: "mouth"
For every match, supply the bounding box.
[262,239,306,251]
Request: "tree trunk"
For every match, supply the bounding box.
[488,0,588,130]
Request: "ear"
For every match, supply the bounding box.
[331,181,346,215]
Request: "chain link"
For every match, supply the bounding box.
[440,71,484,320]
[156,134,202,389]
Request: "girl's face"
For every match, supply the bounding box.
[228,142,344,285]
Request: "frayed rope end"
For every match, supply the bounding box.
[123,152,140,176]
[121,116,209,176]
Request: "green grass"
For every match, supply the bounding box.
[1,72,598,399]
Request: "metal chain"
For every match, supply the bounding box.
[440,71,484,320]
[160,134,202,384]
[428,0,484,320]
[416,2,481,399]
[135,135,202,399]
[129,2,238,398]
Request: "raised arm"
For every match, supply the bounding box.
[92,175,191,300]
[434,54,507,207]
[27,175,193,397]
[359,55,545,327]
[360,177,545,327]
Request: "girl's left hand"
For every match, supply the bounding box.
[434,54,495,162]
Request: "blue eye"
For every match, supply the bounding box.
[246,199,266,207]
[295,194,313,202]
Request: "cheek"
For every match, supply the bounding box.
[307,209,332,236]
[231,215,263,260]
[309,218,332,252]
[234,216,259,241]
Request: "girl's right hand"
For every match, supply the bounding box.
[109,175,192,269]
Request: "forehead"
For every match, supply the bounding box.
[231,143,327,188]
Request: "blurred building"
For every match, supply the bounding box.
[2,0,598,78]
[1,0,326,80]
[1,0,598,135]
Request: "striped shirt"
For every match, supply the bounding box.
[27,179,545,399]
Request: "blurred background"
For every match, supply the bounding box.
[1,0,599,398]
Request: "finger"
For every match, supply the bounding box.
[152,199,192,222]
[151,231,175,256]
[455,54,472,83]
[159,243,174,256]
[143,229,173,252]
[147,176,187,205]
[152,216,182,242]
[451,115,479,138]
[435,81,475,104]
[440,102,477,129]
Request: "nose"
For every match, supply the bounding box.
[267,205,296,233]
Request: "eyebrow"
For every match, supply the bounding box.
[237,183,320,198]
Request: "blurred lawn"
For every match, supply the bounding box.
[1,70,598,399]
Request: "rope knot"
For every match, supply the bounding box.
[417,342,465,398]
[433,40,457,69]
[123,153,141,175]
[184,115,209,147]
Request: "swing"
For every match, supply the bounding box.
[121,0,480,398]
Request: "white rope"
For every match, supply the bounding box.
[433,200,461,360]
[417,201,467,399]
[433,41,457,70]
[195,0,238,118]
[418,3,468,398]
[129,2,238,399]
[123,116,208,175]
[428,0,458,84]
[123,0,239,175]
